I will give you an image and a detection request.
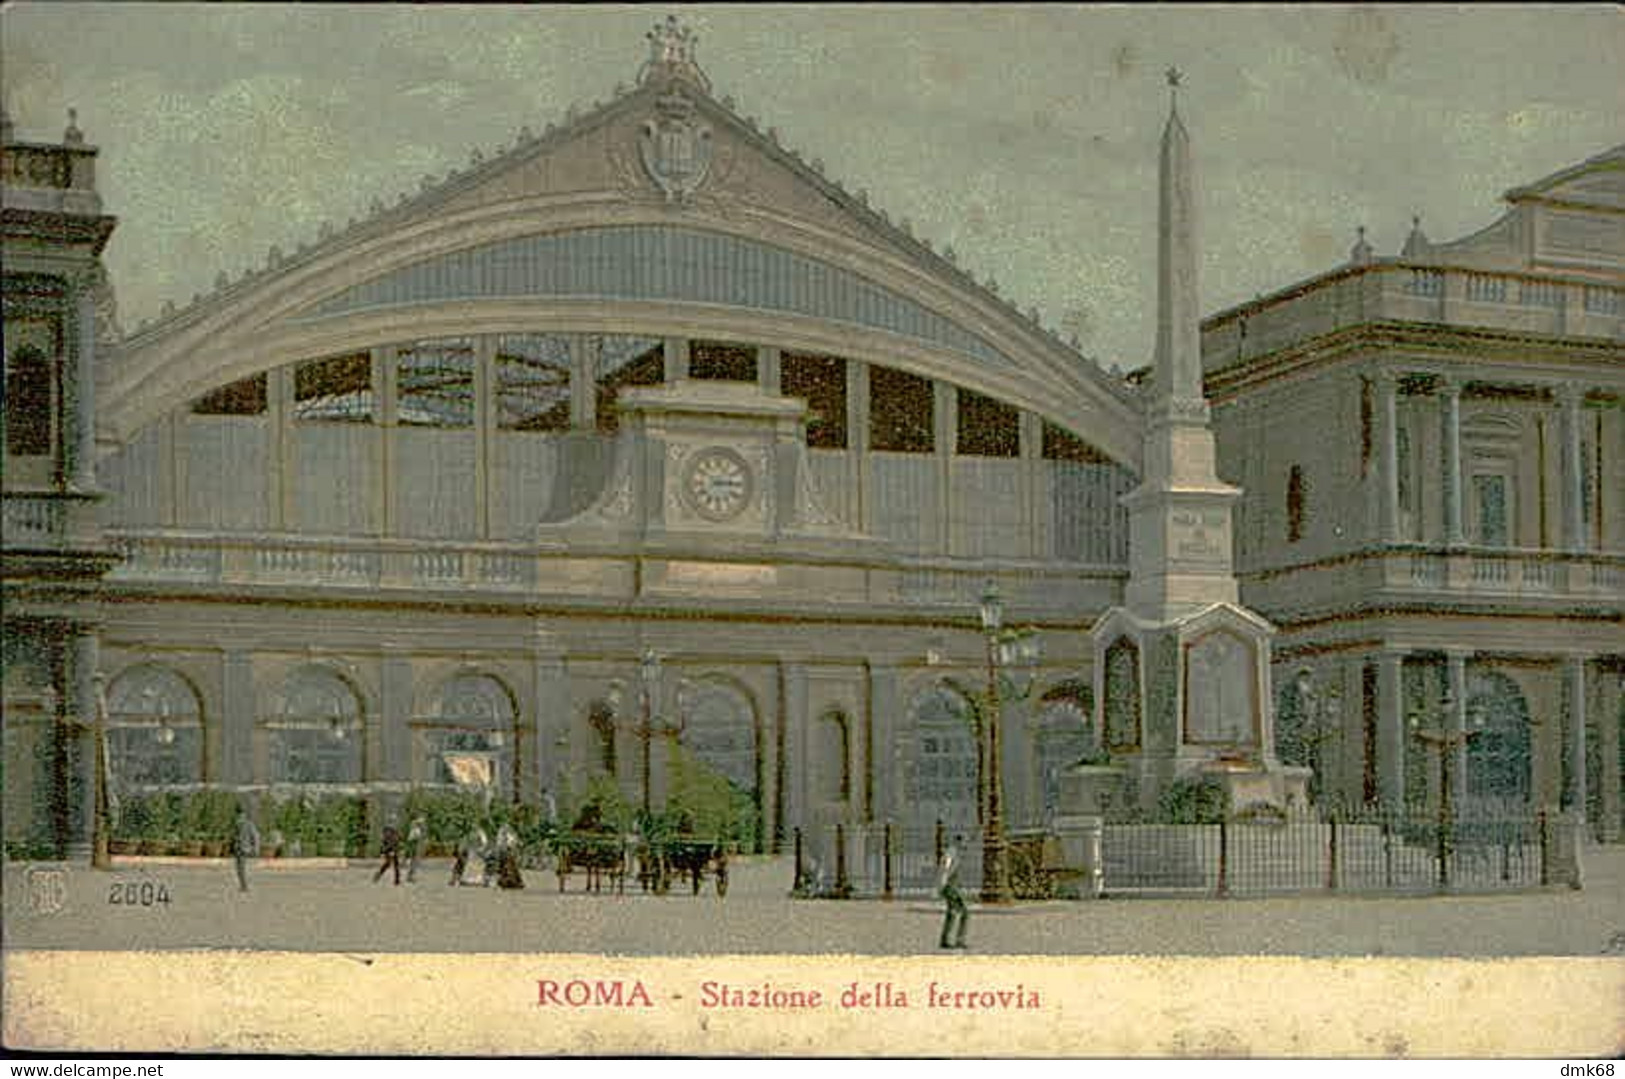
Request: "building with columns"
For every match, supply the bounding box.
[2,105,120,858]
[3,21,1620,859]
[1204,145,1625,838]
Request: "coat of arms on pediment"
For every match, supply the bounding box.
[639,90,713,203]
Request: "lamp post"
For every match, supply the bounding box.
[1409,687,1480,890]
[91,673,111,870]
[977,580,1041,905]
[608,648,687,819]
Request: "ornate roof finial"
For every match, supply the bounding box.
[1349,224,1373,265]
[63,106,83,145]
[1165,66,1183,111]
[639,14,710,92]
[1401,213,1431,259]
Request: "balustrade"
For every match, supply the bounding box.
[2,497,66,546]
[1463,273,1507,304]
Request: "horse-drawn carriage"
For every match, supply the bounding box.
[638,835,730,896]
[551,831,632,893]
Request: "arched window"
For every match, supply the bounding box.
[419,673,514,793]
[1465,669,1532,810]
[910,684,976,832]
[5,343,55,457]
[1034,687,1092,818]
[1286,465,1307,543]
[268,667,362,784]
[817,708,852,803]
[681,680,757,795]
[106,665,203,787]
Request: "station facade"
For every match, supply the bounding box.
[4,22,1620,857]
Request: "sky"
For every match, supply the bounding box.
[3,3,1621,370]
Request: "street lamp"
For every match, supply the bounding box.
[1408,687,1482,890]
[977,580,1041,905]
[610,648,688,819]
[91,673,111,870]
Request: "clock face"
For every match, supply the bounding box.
[683,447,752,521]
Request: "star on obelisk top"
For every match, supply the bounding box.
[1153,63,1203,410]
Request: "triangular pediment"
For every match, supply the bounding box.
[106,25,1142,469]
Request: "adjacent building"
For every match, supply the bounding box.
[1205,145,1624,838]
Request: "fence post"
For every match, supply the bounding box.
[1538,807,1550,887]
[934,818,944,866]
[1382,813,1395,889]
[1216,817,1229,897]
[1326,812,1339,892]
[793,827,803,895]
[882,821,894,901]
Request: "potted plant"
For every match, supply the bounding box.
[140,792,179,855]
[178,791,208,857]
[111,793,148,856]
[201,790,236,857]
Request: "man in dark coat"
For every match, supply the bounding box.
[232,804,260,894]
[373,817,402,885]
[938,834,968,949]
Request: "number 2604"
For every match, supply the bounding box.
[108,880,171,906]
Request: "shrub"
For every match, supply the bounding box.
[1157,776,1229,824]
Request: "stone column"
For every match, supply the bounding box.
[1376,370,1400,543]
[1375,649,1406,810]
[473,336,494,540]
[1564,655,1588,822]
[849,360,871,532]
[374,346,398,537]
[533,648,569,814]
[267,366,292,530]
[763,693,781,854]
[1440,376,1464,546]
[758,345,781,396]
[73,286,97,490]
[161,413,180,528]
[1019,411,1043,559]
[73,629,101,849]
[663,337,689,383]
[569,335,597,430]
[1444,649,1469,802]
[221,650,255,785]
[782,662,808,837]
[1557,382,1587,552]
[867,663,901,823]
[935,380,955,554]
[378,650,415,786]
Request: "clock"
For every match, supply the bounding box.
[682,447,752,521]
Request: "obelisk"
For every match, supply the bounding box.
[1121,68,1241,619]
[1086,71,1294,815]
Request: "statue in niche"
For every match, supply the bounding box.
[1103,638,1140,750]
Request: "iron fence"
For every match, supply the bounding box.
[794,805,1571,900]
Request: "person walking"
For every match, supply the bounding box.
[493,821,524,890]
[405,815,427,883]
[451,822,488,886]
[232,804,260,894]
[373,816,402,885]
[938,834,968,950]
